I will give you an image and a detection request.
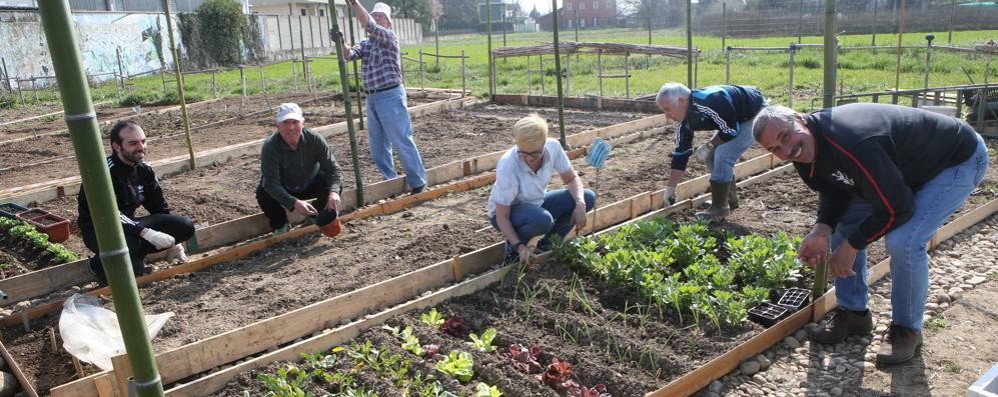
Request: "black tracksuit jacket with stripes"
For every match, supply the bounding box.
[77,154,171,237]
[794,103,979,250]
[671,85,766,171]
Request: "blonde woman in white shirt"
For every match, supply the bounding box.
[487,114,596,264]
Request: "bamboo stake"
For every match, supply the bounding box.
[551,0,566,148]
[346,6,364,130]
[330,0,364,205]
[38,1,165,395]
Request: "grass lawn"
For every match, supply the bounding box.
[3,28,996,112]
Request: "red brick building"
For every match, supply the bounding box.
[537,0,617,31]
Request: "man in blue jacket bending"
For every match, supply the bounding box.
[655,83,766,220]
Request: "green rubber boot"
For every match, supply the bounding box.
[728,180,739,210]
[696,181,731,221]
[272,223,290,237]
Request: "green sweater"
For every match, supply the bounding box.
[259,128,342,209]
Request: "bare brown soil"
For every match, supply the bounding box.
[5,106,997,395]
[32,103,651,258]
[0,92,450,188]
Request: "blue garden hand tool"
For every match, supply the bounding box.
[584,138,612,236]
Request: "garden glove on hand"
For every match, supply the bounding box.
[165,244,188,264]
[664,186,677,205]
[140,228,175,250]
[695,142,715,172]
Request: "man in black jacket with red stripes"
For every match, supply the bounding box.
[753,103,988,365]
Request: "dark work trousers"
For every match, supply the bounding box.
[256,176,333,230]
[81,213,195,281]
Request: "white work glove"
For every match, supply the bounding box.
[694,142,714,163]
[165,244,188,264]
[664,186,677,206]
[140,228,175,250]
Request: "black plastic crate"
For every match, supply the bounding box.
[777,288,811,313]
[0,202,28,219]
[748,302,790,327]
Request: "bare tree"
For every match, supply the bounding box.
[624,0,665,44]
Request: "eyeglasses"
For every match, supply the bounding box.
[518,149,543,159]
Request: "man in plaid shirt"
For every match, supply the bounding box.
[340,0,427,194]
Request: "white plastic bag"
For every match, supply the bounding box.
[59,294,174,370]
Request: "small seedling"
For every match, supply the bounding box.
[923,317,947,331]
[420,308,445,328]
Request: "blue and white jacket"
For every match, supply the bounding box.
[671,85,766,171]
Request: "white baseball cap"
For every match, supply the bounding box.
[371,2,392,25]
[276,103,304,123]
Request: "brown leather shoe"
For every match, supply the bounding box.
[810,308,874,344]
[876,324,923,365]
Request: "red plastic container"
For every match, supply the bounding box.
[16,209,71,243]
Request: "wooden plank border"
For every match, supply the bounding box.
[56,152,788,397]
[0,339,39,397]
[0,112,668,308]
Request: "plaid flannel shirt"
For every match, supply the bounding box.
[345,19,403,92]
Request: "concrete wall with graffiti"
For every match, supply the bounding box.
[0,9,422,88]
[0,11,178,89]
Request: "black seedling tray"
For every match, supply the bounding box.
[0,202,28,219]
[748,302,790,327]
[777,288,811,313]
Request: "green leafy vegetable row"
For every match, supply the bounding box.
[0,217,79,264]
[553,219,808,330]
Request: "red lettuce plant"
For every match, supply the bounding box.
[503,344,543,374]
[423,344,441,359]
[538,358,581,391]
[441,315,471,338]
[568,384,612,397]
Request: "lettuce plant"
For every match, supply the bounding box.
[468,328,497,352]
[434,351,474,383]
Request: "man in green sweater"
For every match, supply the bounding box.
[256,103,343,235]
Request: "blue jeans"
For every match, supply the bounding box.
[366,84,427,189]
[831,133,988,330]
[710,119,757,183]
[490,189,597,250]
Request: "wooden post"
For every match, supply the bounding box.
[721,2,727,50]
[461,50,467,97]
[797,0,804,43]
[565,55,571,96]
[48,327,58,352]
[527,55,533,95]
[419,49,425,92]
[725,47,731,84]
[115,47,125,91]
[210,68,217,98]
[539,55,545,95]
[258,64,271,110]
[788,44,796,108]
[239,65,247,111]
[288,15,294,51]
[597,50,603,97]
[872,0,878,46]
[299,15,308,93]
[624,53,630,99]
[291,58,298,93]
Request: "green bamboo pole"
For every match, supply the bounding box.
[487,0,494,99]
[552,0,567,148]
[163,0,196,170]
[37,2,164,396]
[822,0,836,108]
[331,1,365,205]
[347,6,364,130]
